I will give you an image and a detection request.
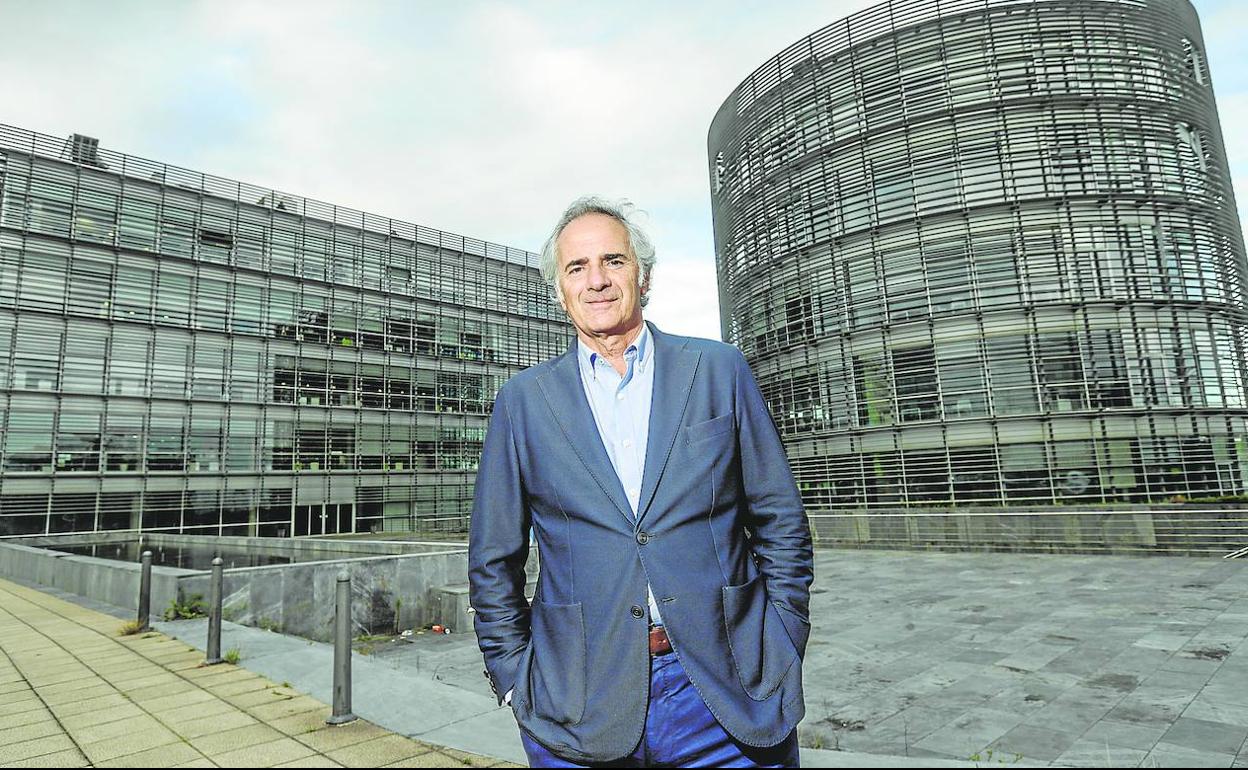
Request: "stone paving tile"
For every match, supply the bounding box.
[20,668,88,687]
[821,724,910,755]
[1052,738,1150,767]
[823,688,920,726]
[1103,694,1185,727]
[1,707,58,731]
[0,747,90,768]
[211,736,318,768]
[443,747,502,767]
[1018,688,1122,736]
[135,687,220,711]
[158,694,238,723]
[1160,716,1248,756]
[128,680,210,704]
[1041,647,1119,678]
[950,648,1012,665]
[1079,717,1169,751]
[381,752,464,767]
[0,694,44,717]
[208,674,273,696]
[294,719,392,752]
[70,713,165,745]
[113,672,186,692]
[78,725,184,765]
[165,657,213,673]
[94,664,169,683]
[224,685,296,708]
[163,707,259,739]
[58,702,146,731]
[0,719,63,747]
[1159,653,1228,676]
[911,707,1025,758]
[188,722,287,755]
[988,723,1081,763]
[1183,693,1248,728]
[183,665,258,686]
[1130,684,1202,720]
[94,741,208,769]
[1143,741,1238,768]
[273,758,345,768]
[269,707,338,737]
[326,735,432,768]
[1200,679,1248,709]
[869,704,962,743]
[247,694,330,722]
[0,734,81,765]
[40,682,116,706]
[1138,666,1213,693]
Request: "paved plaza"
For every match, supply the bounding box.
[3,548,1248,767]
[0,577,511,768]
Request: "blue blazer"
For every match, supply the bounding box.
[469,323,813,763]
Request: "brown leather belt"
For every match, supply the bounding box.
[649,625,673,657]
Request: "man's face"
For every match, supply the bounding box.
[555,213,648,340]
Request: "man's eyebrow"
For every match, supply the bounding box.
[564,253,630,270]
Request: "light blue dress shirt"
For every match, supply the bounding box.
[576,324,664,626]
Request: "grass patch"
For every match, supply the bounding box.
[163,594,207,621]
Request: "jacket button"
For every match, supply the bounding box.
[630,605,644,619]
[636,531,649,545]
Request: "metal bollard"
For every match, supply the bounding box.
[137,551,152,632]
[327,571,357,724]
[205,557,224,665]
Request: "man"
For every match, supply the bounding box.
[469,197,813,767]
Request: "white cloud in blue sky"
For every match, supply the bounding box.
[1,0,1243,341]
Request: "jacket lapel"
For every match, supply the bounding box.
[536,343,635,526]
[636,323,700,525]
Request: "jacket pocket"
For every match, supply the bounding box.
[722,574,799,701]
[527,599,587,725]
[685,411,735,445]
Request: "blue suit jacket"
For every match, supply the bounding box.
[469,323,813,763]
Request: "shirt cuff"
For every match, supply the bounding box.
[504,688,513,705]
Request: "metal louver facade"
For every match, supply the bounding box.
[0,124,567,537]
[709,0,1248,511]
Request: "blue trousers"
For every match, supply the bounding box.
[519,652,800,768]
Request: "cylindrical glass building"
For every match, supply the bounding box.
[709,0,1248,511]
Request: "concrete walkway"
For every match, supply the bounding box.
[7,547,1248,768]
[154,549,1248,768]
[0,577,513,768]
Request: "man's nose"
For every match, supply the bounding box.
[585,262,610,290]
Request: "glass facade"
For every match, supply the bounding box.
[0,124,567,537]
[709,0,1248,509]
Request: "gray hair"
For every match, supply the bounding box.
[539,196,657,307]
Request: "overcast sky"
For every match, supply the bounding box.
[2,0,1244,341]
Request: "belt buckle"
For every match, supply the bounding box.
[649,625,673,657]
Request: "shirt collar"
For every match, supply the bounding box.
[577,323,652,379]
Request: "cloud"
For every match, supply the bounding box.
[1,0,1243,345]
